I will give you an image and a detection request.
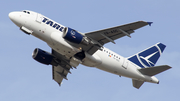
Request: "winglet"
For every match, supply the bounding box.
[147,22,153,26]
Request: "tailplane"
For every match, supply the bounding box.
[128,43,166,68]
[138,65,172,76]
[132,65,171,89]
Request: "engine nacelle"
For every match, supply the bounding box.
[63,27,90,45]
[32,48,54,65]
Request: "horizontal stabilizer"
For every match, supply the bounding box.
[132,79,144,89]
[138,65,172,76]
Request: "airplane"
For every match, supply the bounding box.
[9,10,172,89]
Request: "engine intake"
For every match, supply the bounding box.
[63,27,90,45]
[32,48,54,65]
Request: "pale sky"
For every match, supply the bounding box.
[0,0,179,101]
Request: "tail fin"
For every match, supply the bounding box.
[127,43,166,68]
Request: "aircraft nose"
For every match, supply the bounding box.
[9,11,22,27]
[9,12,15,21]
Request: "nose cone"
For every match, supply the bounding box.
[9,11,22,27]
[9,12,15,21]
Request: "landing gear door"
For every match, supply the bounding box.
[122,59,128,69]
[36,13,42,23]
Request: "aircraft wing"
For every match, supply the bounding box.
[52,49,72,85]
[85,21,152,45]
[52,65,68,85]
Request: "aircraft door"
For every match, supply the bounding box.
[36,13,42,23]
[122,59,128,69]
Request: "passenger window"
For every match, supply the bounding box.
[27,12,30,14]
[23,11,26,13]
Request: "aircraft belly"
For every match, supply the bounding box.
[48,32,81,58]
[82,52,102,67]
[96,63,144,80]
[95,53,144,80]
[96,56,122,74]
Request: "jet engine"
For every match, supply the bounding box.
[63,27,90,45]
[32,48,54,65]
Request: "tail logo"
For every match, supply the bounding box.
[138,51,159,68]
[128,43,166,68]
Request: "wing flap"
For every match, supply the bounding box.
[52,49,72,86]
[52,65,65,85]
[85,21,149,45]
[138,65,172,76]
[99,30,134,44]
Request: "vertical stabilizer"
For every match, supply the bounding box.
[128,43,166,68]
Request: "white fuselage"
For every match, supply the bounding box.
[9,10,159,84]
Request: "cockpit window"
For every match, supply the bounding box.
[22,10,30,14]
